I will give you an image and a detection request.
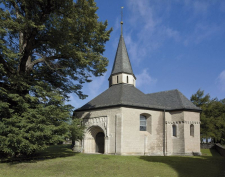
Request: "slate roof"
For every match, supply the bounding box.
[146,90,201,110]
[111,35,134,76]
[76,84,201,112]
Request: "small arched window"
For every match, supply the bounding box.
[140,115,147,131]
[127,76,129,83]
[190,124,194,137]
[172,124,177,137]
[117,75,118,83]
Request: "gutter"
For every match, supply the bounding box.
[75,104,202,113]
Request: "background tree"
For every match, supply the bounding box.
[69,118,85,150]
[191,89,225,144]
[0,0,112,156]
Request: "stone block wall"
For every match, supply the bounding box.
[121,107,164,155]
[166,111,201,155]
[183,111,201,154]
[200,143,215,149]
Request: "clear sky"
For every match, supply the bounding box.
[69,0,225,109]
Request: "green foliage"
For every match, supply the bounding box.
[191,89,225,144]
[0,84,73,156]
[0,0,111,156]
[0,0,112,98]
[190,89,210,108]
[69,118,85,148]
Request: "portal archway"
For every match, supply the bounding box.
[84,126,105,153]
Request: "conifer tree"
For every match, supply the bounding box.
[191,89,225,144]
[0,0,112,156]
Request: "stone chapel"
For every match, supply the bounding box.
[74,21,201,156]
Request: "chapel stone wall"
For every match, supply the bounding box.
[166,111,201,155]
[169,111,185,155]
[75,108,201,156]
[120,107,164,156]
[183,111,201,154]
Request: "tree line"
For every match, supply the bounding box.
[191,89,225,144]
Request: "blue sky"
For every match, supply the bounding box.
[69,0,225,109]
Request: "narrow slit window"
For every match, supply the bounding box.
[190,124,194,137]
[117,75,118,83]
[140,115,147,131]
[172,124,177,137]
[127,76,129,83]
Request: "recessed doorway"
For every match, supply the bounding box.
[95,132,105,153]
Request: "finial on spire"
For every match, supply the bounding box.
[121,7,124,35]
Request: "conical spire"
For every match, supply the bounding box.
[108,8,136,88]
[110,7,134,76]
[110,35,134,76]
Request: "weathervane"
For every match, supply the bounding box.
[121,6,124,35]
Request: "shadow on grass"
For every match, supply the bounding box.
[0,144,78,164]
[209,148,222,157]
[139,150,225,177]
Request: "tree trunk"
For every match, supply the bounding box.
[71,140,75,149]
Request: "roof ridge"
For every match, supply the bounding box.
[146,89,178,95]
[119,84,125,104]
[175,89,185,108]
[176,90,200,109]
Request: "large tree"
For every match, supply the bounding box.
[0,0,112,156]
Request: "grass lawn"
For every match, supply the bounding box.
[0,145,225,177]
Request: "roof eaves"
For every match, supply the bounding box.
[74,104,202,113]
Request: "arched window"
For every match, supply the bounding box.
[172,124,177,137]
[117,75,118,83]
[127,76,129,83]
[190,124,194,137]
[140,115,147,131]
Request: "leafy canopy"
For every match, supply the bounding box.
[0,0,112,156]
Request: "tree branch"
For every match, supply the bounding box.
[11,1,23,18]
[26,55,65,71]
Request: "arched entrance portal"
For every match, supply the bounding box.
[96,132,105,153]
[84,126,105,154]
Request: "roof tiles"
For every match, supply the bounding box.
[111,35,134,75]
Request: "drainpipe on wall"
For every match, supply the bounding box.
[115,116,117,155]
[163,109,166,156]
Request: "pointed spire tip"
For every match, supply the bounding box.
[121,7,124,35]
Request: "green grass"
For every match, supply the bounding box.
[0,145,225,177]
